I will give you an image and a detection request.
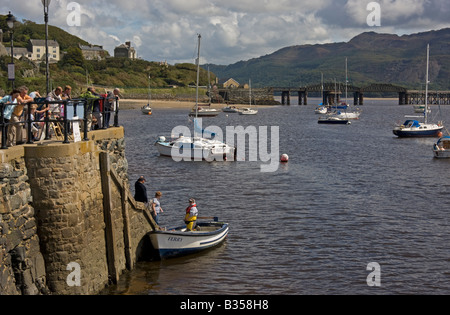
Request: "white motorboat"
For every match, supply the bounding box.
[149,220,229,259]
[155,136,235,161]
[433,136,450,159]
[239,108,258,115]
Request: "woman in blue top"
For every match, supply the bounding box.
[1,90,20,147]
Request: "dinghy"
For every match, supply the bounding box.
[149,219,229,259]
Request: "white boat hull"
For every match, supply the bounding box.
[149,222,229,259]
[433,137,450,159]
[315,107,328,114]
[239,108,258,115]
[155,136,236,161]
[335,111,360,120]
[393,121,443,138]
[189,108,221,117]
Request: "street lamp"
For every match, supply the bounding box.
[42,0,51,95]
[6,11,16,89]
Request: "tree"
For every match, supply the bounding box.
[59,47,84,68]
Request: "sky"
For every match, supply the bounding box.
[2,0,449,65]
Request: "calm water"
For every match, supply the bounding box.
[104,99,449,295]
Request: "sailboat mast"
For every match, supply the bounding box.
[249,79,252,107]
[321,72,324,104]
[148,74,152,104]
[195,34,201,118]
[345,57,348,104]
[425,44,430,124]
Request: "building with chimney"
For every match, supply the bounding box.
[114,41,136,59]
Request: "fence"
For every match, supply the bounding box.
[0,96,120,150]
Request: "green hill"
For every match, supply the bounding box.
[0,15,214,97]
[206,28,450,91]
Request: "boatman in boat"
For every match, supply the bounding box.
[185,198,198,231]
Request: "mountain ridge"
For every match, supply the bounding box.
[205,28,450,90]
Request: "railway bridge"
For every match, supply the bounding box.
[273,83,450,106]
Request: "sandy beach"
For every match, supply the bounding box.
[119,99,273,110]
[119,98,399,110]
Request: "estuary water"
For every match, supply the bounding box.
[104,99,449,295]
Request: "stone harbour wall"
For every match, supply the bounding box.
[215,88,278,105]
[0,128,154,295]
[0,153,47,295]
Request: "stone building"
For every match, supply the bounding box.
[79,44,107,60]
[223,78,240,89]
[114,42,136,59]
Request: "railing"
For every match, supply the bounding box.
[0,96,120,150]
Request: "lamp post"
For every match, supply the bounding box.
[42,0,51,95]
[6,11,16,89]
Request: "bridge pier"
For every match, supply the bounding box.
[281,91,290,105]
[299,91,308,105]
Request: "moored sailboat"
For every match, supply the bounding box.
[393,45,443,138]
[238,79,258,115]
[155,34,235,161]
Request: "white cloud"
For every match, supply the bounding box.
[3,0,449,65]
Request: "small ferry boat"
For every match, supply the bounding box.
[149,220,229,259]
[433,136,450,159]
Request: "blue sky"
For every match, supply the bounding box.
[2,0,449,65]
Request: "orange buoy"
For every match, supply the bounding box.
[280,154,289,163]
[437,132,443,138]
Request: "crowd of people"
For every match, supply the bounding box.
[0,85,121,147]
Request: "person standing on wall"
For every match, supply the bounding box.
[134,176,148,205]
[151,191,164,225]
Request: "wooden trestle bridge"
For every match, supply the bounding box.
[273,83,450,106]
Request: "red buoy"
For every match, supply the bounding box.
[280,154,289,163]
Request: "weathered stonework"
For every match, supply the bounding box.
[1,153,48,295]
[1,128,154,295]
